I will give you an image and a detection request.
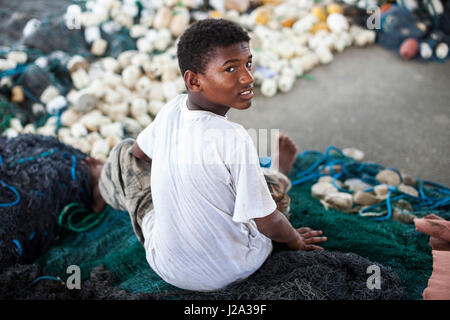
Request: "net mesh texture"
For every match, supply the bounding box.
[19,151,448,300]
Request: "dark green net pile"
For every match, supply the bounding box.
[27,152,449,300]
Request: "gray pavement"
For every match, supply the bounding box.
[229,45,450,186]
[1,0,449,186]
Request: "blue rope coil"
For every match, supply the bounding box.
[71,155,77,181]
[0,147,86,209]
[29,276,64,288]
[292,146,450,221]
[12,239,23,256]
[0,180,21,207]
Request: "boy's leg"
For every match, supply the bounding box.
[263,168,292,220]
[262,133,298,253]
[262,133,298,220]
[95,138,152,245]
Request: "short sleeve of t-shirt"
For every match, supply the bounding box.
[227,132,276,223]
[136,121,156,159]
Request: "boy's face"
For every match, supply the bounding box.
[189,41,254,111]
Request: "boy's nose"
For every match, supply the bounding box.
[239,68,254,85]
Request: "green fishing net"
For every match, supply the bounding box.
[34,153,448,300]
[0,100,13,134]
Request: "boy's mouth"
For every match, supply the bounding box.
[239,87,254,99]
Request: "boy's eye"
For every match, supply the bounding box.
[225,67,235,72]
[246,61,252,68]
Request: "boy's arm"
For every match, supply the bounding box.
[254,209,327,251]
[131,142,152,163]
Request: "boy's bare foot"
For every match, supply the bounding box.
[272,133,298,176]
[83,157,106,213]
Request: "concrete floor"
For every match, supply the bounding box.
[1,0,449,186]
[228,45,450,186]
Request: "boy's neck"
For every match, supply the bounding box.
[187,93,230,117]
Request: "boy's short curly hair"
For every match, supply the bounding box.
[177,18,250,76]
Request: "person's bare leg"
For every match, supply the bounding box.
[271,133,298,176]
[83,157,106,213]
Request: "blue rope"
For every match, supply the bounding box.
[71,155,77,181]
[12,239,23,256]
[0,180,21,207]
[0,148,86,208]
[29,276,64,288]
[0,64,28,78]
[8,148,59,168]
[293,146,450,221]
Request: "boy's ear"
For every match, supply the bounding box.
[184,70,201,92]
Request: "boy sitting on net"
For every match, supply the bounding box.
[86,19,327,292]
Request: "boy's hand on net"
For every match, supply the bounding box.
[287,227,327,251]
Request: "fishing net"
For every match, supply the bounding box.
[0,99,14,134]
[0,6,138,126]
[0,263,155,300]
[21,15,90,57]
[440,0,450,34]
[1,151,440,300]
[20,11,138,59]
[286,149,449,300]
[182,249,404,300]
[0,134,93,272]
[1,144,447,299]
[3,247,405,300]
[375,1,450,61]
[377,5,426,49]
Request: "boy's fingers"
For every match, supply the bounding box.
[304,236,327,244]
[304,245,324,251]
[302,230,323,238]
[297,227,312,233]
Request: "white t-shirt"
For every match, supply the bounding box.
[136,94,276,291]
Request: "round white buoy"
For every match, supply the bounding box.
[71,122,88,138]
[327,13,349,33]
[23,19,42,38]
[435,42,449,60]
[153,7,173,30]
[100,122,124,139]
[278,74,295,93]
[420,42,433,59]
[122,65,142,88]
[73,90,97,113]
[323,192,353,211]
[170,7,190,37]
[84,25,101,44]
[91,38,108,56]
[7,51,27,64]
[261,78,278,97]
[61,108,82,127]
[342,147,364,162]
[311,182,338,199]
[32,103,45,116]
[46,95,67,114]
[130,97,148,118]
[153,29,172,51]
